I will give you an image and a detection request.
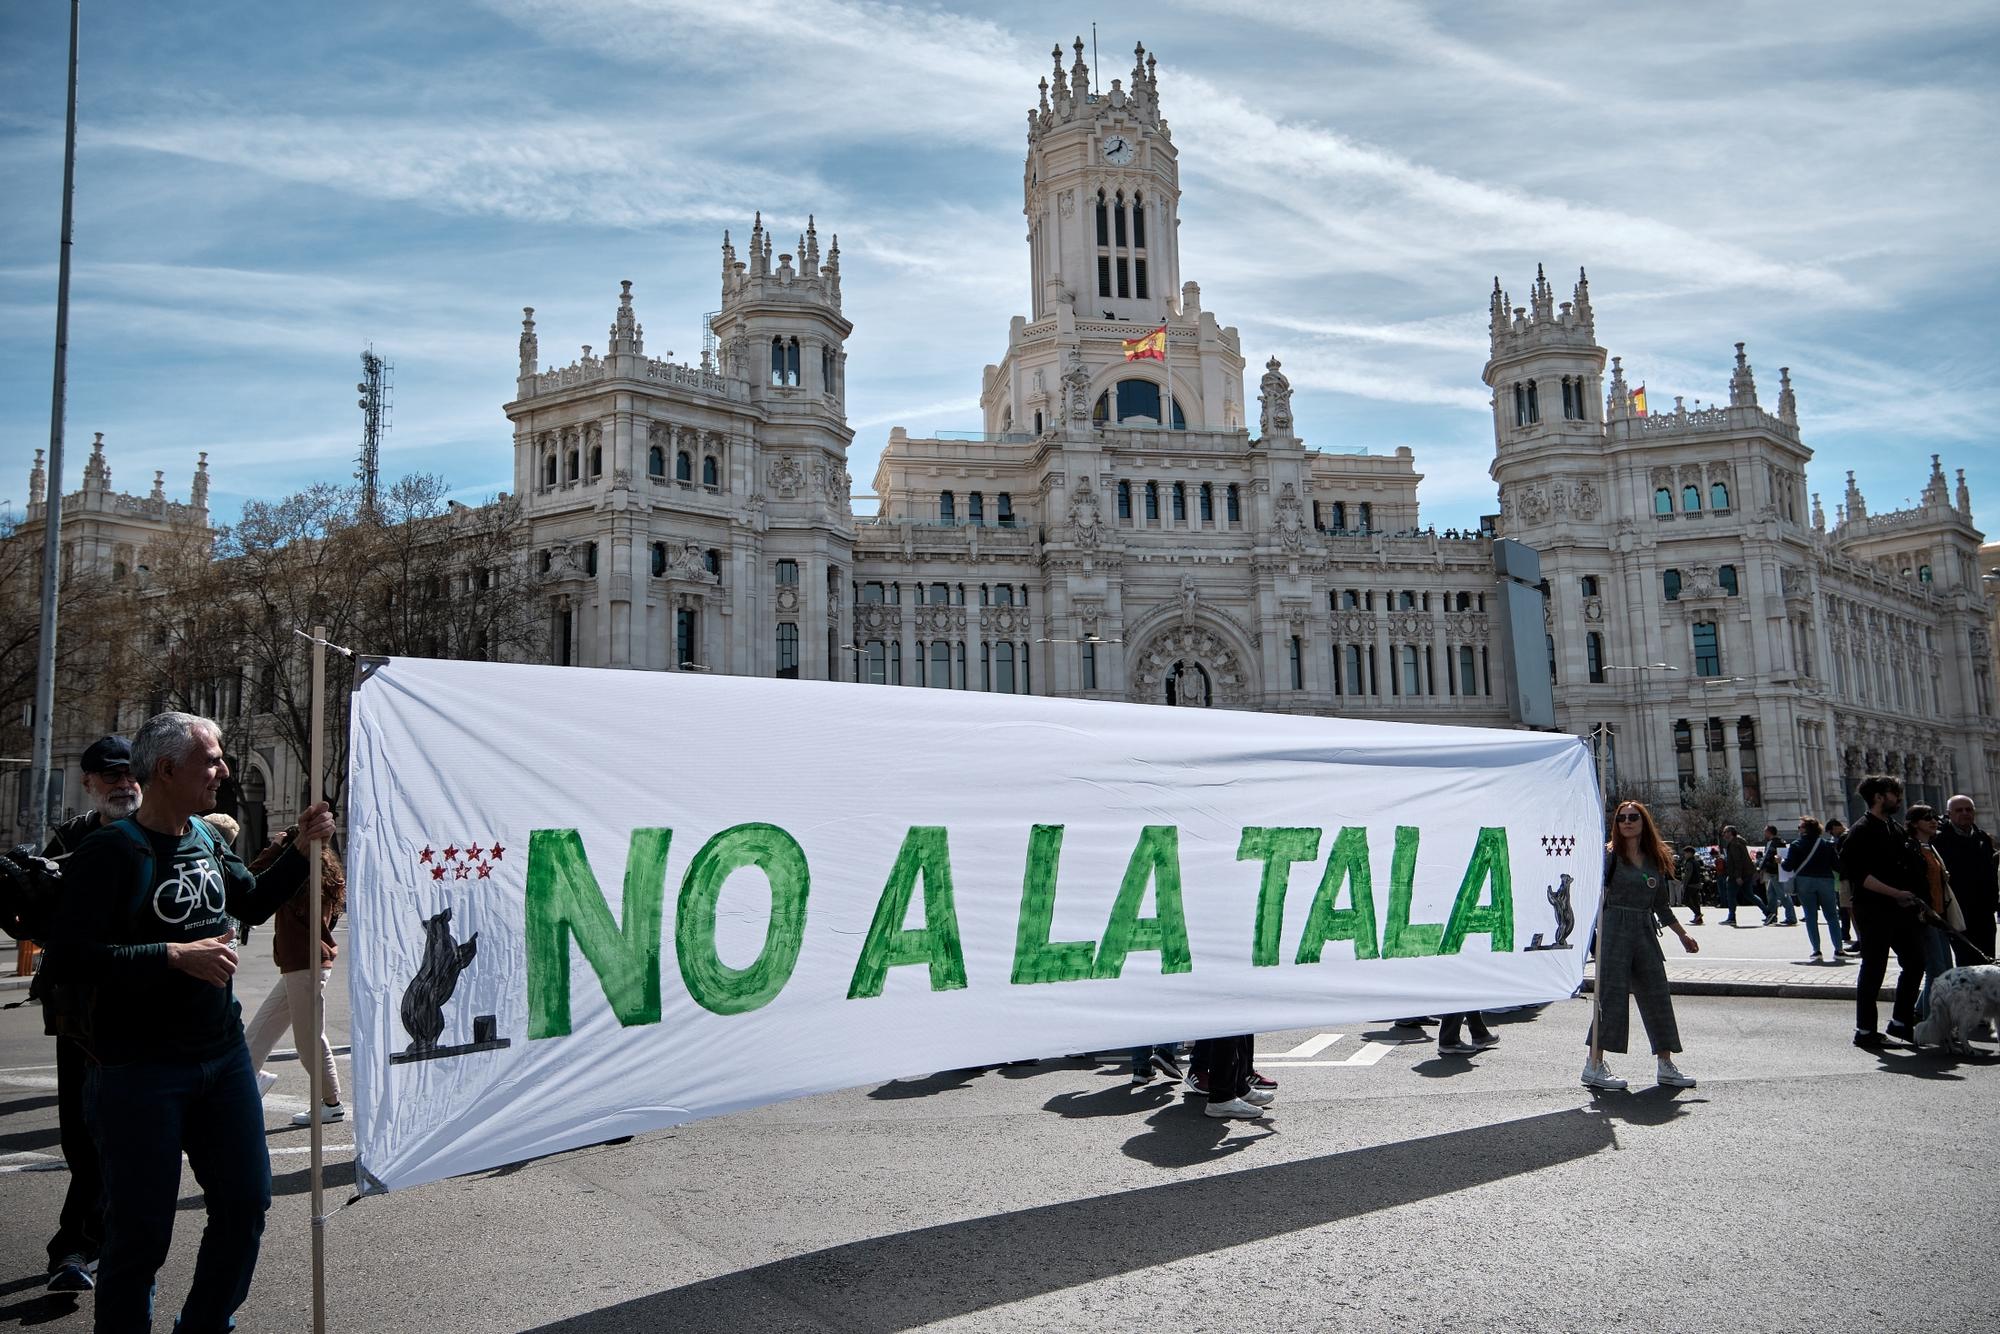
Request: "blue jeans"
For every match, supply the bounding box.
[1722,877,1767,918]
[1917,924,1954,1019]
[1768,878,1796,924]
[88,1040,270,1334]
[1794,876,1839,955]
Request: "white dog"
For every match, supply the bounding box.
[1913,965,2000,1055]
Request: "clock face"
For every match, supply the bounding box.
[1102,135,1135,166]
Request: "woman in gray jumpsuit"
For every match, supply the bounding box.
[1583,800,1701,1091]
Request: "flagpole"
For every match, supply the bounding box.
[307,623,327,1334]
[1162,312,1174,433]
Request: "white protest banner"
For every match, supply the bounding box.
[347,657,1600,1193]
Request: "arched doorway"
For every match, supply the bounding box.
[1163,660,1212,707]
[1127,624,1250,709]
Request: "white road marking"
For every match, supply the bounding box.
[1260,1032,1342,1060]
[0,1070,320,1112]
[1255,1036,1397,1068]
[1,1142,355,1174]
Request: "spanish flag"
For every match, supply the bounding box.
[1122,324,1167,362]
[1631,385,1648,416]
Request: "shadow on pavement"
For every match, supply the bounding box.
[1120,1100,1277,1168]
[0,1095,58,1120]
[1041,1083,1175,1119]
[1581,1087,1707,1127]
[0,1123,60,1156]
[0,1288,79,1328]
[174,1156,358,1212]
[1868,1049,1968,1081]
[521,1107,1615,1334]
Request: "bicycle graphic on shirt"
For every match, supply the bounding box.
[152,856,227,925]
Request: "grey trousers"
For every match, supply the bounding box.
[1591,906,1681,1054]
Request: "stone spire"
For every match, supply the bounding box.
[1777,366,1796,425]
[803,214,820,277]
[83,432,109,493]
[1069,36,1089,103]
[1606,355,1629,421]
[1729,342,1759,408]
[1956,467,1972,515]
[1571,267,1593,333]
[518,307,538,378]
[1811,491,1825,531]
[1844,469,1867,522]
[1050,43,1071,115]
[1488,276,1509,341]
[825,233,842,304]
[1529,263,1555,322]
[192,451,210,513]
[609,281,639,356]
[1922,453,1949,507]
[749,211,769,276]
[29,447,46,502]
[150,469,166,503]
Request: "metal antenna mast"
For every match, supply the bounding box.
[356,346,391,517]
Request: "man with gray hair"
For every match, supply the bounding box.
[54,711,334,1333]
[1935,795,1996,968]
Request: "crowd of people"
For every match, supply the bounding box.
[3,712,1996,1329]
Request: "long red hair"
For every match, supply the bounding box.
[1607,800,1675,875]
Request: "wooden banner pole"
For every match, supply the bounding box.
[307,623,328,1334]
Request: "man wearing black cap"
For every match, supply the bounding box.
[34,735,144,1293]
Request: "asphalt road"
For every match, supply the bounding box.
[2,939,1994,1333]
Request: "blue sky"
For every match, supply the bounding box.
[3,1,1995,535]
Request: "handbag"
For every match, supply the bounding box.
[1778,835,1820,886]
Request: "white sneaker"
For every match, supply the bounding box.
[1203,1096,1267,1119]
[1656,1058,1696,1088]
[255,1069,279,1098]
[291,1102,345,1126]
[1242,1087,1276,1107]
[1581,1060,1628,1091]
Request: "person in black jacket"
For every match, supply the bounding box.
[1782,817,1843,964]
[1838,775,1928,1048]
[1937,795,1997,968]
[34,735,142,1293]
[55,712,333,1334]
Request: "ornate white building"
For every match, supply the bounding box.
[14,39,1995,847]
[498,37,1998,819]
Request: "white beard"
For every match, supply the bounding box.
[95,791,141,821]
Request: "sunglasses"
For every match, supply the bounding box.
[1615,812,1643,822]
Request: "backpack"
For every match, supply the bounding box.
[0,844,63,943]
[40,817,221,1044]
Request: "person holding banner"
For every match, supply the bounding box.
[51,711,335,1334]
[1583,802,1700,1091]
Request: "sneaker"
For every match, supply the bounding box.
[1853,1029,1886,1050]
[1764,916,1779,926]
[1185,1069,1209,1096]
[1721,916,1737,926]
[256,1069,279,1098]
[291,1102,345,1126]
[1247,1070,1278,1090]
[1656,1057,1696,1088]
[1130,1064,1153,1083]
[1438,1038,1478,1056]
[46,1257,94,1292]
[1242,1087,1276,1106]
[1150,1050,1185,1082]
[1885,1020,1915,1044]
[1808,951,1823,962]
[1581,1060,1628,1091]
[1203,1097,1266,1119]
[1468,1032,1501,1050]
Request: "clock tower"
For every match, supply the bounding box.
[1025,38,1181,325]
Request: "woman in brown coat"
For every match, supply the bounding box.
[243,830,347,1124]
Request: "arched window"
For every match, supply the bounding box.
[1918,564,1933,583]
[786,337,800,387]
[1682,484,1702,511]
[1513,383,1527,427]
[702,456,719,487]
[1357,502,1372,532]
[1199,483,1214,522]
[589,445,602,477]
[1654,487,1673,515]
[930,639,951,688]
[770,336,786,386]
[1456,591,1473,611]
[1525,380,1540,423]
[650,542,666,577]
[930,581,948,604]
[1226,484,1241,524]
[1561,378,1576,420]
[996,492,1014,526]
[1332,501,1347,531]
[1710,481,1730,509]
[1171,482,1187,522]
[1033,410,1044,434]
[1093,390,1111,424]
[1144,481,1160,522]
[1109,378,1186,428]
[1587,632,1605,683]
[566,450,579,482]
[1095,191,1109,247]
[821,344,835,395]
[1132,190,1146,247]
[1663,568,1682,600]
[775,559,798,585]
[647,446,665,478]
[1113,190,1128,247]
[675,451,692,482]
[968,492,985,525]
[543,454,557,487]
[939,490,956,523]
[1116,480,1132,520]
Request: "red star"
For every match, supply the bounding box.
[419,846,435,864]
[489,843,505,861]
[454,864,470,879]
[475,861,492,879]
[466,843,483,860]
[442,844,459,862]
[430,865,447,881]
